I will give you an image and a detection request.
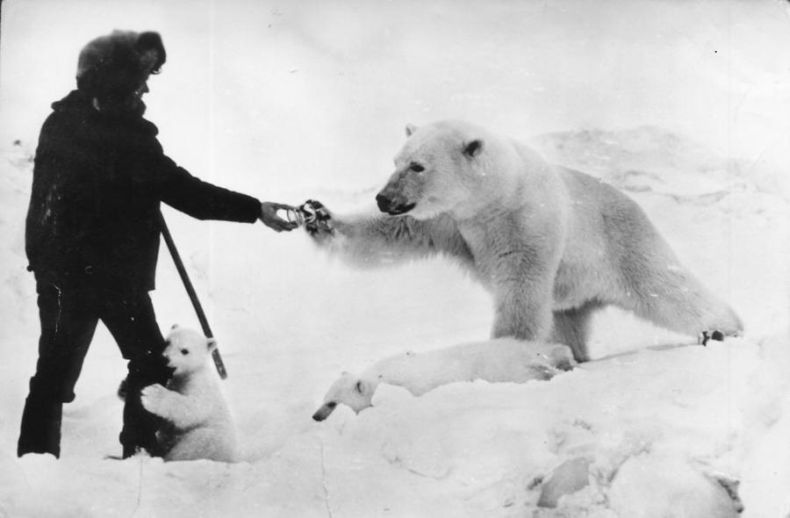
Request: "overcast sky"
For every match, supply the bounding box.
[1,0,788,192]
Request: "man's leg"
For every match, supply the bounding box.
[18,282,98,457]
[101,291,170,458]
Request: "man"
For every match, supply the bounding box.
[19,30,297,458]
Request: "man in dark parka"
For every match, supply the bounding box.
[18,30,297,459]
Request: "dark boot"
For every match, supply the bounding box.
[119,355,171,458]
[17,385,63,458]
[120,381,160,457]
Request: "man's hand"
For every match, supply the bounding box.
[260,202,300,232]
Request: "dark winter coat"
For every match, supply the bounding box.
[25,90,261,292]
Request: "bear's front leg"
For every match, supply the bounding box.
[489,257,557,343]
[492,287,554,342]
[140,384,172,417]
[301,199,460,267]
[142,384,212,429]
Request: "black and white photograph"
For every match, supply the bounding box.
[0,0,788,516]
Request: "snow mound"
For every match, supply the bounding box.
[531,126,787,200]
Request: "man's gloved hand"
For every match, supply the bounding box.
[260,202,300,232]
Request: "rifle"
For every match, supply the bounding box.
[159,213,228,379]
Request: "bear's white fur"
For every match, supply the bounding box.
[306,120,742,362]
[141,326,236,462]
[312,339,575,420]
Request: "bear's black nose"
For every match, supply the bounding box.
[376,193,392,213]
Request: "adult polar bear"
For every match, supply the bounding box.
[304,120,741,361]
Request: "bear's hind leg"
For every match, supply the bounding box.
[619,263,742,343]
[551,302,603,363]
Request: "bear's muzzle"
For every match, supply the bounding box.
[312,401,337,422]
[376,193,415,215]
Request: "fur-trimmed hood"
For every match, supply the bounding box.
[76,30,166,100]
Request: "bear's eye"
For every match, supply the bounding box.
[180,348,189,355]
[409,163,425,173]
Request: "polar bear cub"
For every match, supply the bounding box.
[141,326,236,462]
[313,339,575,421]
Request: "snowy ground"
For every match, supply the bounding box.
[1,1,789,517]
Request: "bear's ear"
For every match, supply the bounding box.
[463,139,484,158]
[405,123,418,137]
[355,380,367,395]
[171,323,179,330]
[206,338,217,352]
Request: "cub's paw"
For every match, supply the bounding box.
[698,330,725,346]
[299,199,334,239]
[140,383,169,414]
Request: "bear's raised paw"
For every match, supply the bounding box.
[299,199,334,238]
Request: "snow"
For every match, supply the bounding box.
[1,0,789,516]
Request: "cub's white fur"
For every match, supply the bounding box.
[307,120,742,361]
[313,339,574,420]
[141,326,236,462]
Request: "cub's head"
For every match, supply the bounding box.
[375,120,489,220]
[312,372,378,421]
[162,325,215,377]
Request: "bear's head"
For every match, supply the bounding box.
[312,372,379,421]
[162,325,216,378]
[375,120,498,220]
